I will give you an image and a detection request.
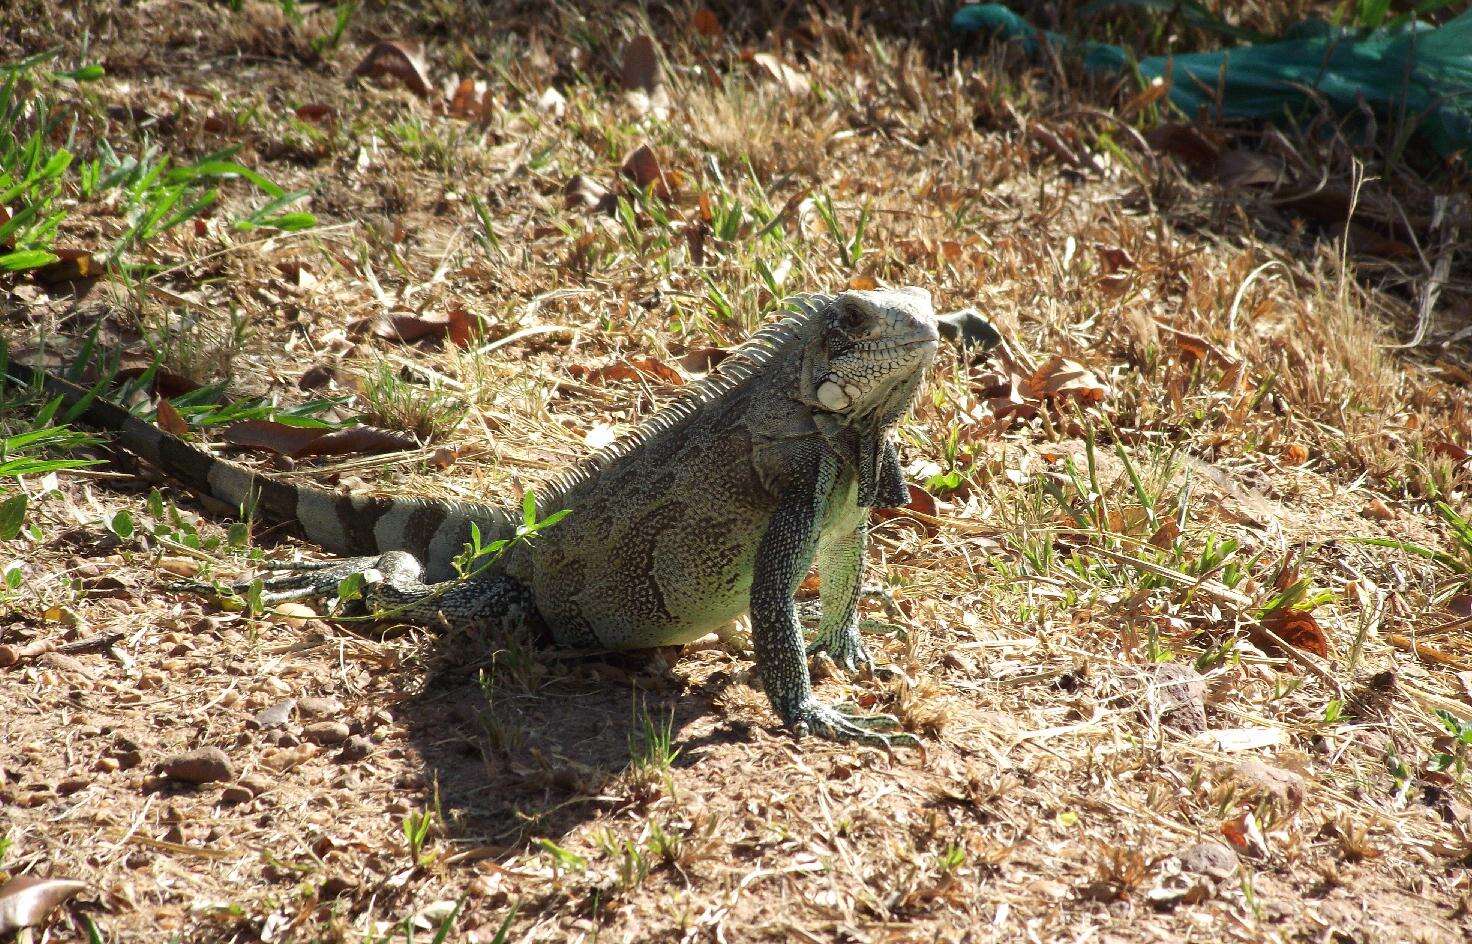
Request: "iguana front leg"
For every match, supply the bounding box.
[807,522,873,674]
[751,456,916,747]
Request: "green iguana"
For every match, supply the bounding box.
[17,287,940,745]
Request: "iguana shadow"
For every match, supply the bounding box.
[399,634,747,852]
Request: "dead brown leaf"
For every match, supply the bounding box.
[569,357,684,387]
[1022,355,1108,405]
[1145,123,1221,170]
[621,144,671,201]
[1254,609,1329,660]
[293,103,335,124]
[369,312,459,344]
[30,247,99,285]
[620,35,661,93]
[676,346,730,374]
[352,41,432,97]
[114,366,203,399]
[155,399,189,437]
[691,8,723,39]
[0,875,88,935]
[447,77,490,119]
[1215,150,1285,189]
[872,483,939,535]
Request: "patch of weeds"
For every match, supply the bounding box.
[593,828,652,894]
[356,362,468,443]
[1431,710,1472,779]
[476,666,525,754]
[0,53,314,275]
[533,837,588,883]
[624,699,679,803]
[141,305,251,389]
[401,802,441,868]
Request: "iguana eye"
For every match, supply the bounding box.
[838,300,865,332]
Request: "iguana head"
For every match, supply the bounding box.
[804,286,938,431]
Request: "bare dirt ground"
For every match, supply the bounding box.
[2,2,1471,942]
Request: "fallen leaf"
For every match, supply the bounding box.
[1148,517,1181,549]
[569,357,684,386]
[294,103,335,124]
[30,247,99,284]
[1280,443,1309,464]
[1428,438,1470,463]
[1145,123,1220,170]
[847,274,877,291]
[352,41,432,97]
[750,52,810,96]
[620,144,671,201]
[1362,498,1394,521]
[1254,608,1329,659]
[447,307,475,348]
[1215,149,1284,189]
[872,484,939,535]
[114,366,203,399]
[620,35,660,93]
[429,445,462,470]
[370,312,458,343]
[155,399,189,437]
[298,365,336,390]
[1093,244,1136,274]
[447,77,490,118]
[691,8,723,38]
[0,875,88,934]
[1022,355,1108,404]
[676,346,730,373]
[294,427,421,458]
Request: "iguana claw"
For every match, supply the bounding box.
[790,698,920,747]
[806,625,874,675]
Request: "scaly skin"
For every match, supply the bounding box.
[21,287,939,745]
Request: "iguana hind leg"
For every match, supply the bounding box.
[238,552,541,637]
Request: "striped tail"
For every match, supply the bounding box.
[26,368,516,581]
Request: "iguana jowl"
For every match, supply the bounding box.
[29,287,939,745]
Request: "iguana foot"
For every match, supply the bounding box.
[806,624,874,675]
[789,698,919,747]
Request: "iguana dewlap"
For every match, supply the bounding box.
[30,287,939,745]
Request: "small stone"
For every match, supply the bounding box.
[240,773,275,797]
[338,735,374,762]
[304,721,351,746]
[1152,662,1207,735]
[160,747,234,785]
[250,698,297,730]
[115,749,144,770]
[297,696,343,719]
[220,784,254,804]
[1230,759,1307,809]
[56,776,89,796]
[1179,841,1239,880]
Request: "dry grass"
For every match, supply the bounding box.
[2,1,1471,942]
